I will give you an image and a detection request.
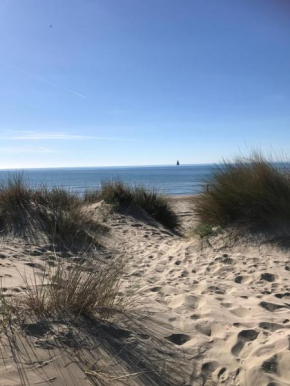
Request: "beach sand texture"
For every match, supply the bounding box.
[0,196,290,385]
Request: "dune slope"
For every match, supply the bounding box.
[0,198,290,385]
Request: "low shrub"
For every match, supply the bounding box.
[194,152,290,231]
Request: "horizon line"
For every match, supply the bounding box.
[0,162,217,171]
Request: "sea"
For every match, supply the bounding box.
[0,164,217,196]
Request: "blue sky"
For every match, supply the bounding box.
[0,0,289,168]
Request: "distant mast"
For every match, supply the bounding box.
[176,160,180,166]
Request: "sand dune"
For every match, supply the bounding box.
[99,198,290,386]
[0,197,290,385]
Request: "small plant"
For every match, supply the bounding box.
[193,224,220,238]
[101,180,179,230]
[194,152,290,231]
[187,223,222,239]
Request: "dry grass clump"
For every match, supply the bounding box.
[194,152,290,232]
[36,188,98,249]
[101,180,133,206]
[0,174,99,249]
[40,203,97,249]
[83,189,101,204]
[132,186,179,230]
[101,180,179,230]
[35,186,81,209]
[0,174,35,232]
[21,256,125,318]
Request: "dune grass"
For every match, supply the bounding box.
[100,180,134,206]
[194,152,290,232]
[19,255,125,318]
[37,187,100,249]
[83,189,101,204]
[100,180,179,230]
[0,174,99,249]
[0,173,35,232]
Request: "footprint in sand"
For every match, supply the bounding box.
[230,306,251,318]
[259,301,288,312]
[215,255,235,265]
[25,262,45,270]
[190,314,201,320]
[231,329,259,357]
[259,322,284,332]
[165,333,191,346]
[275,292,290,299]
[221,302,234,309]
[216,367,228,381]
[202,285,225,295]
[169,294,200,311]
[234,275,251,284]
[149,286,161,292]
[195,320,212,336]
[262,354,278,374]
[201,360,220,380]
[260,273,275,282]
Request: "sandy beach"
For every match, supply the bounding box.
[0,195,289,386]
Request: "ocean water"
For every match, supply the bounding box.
[0,164,217,196]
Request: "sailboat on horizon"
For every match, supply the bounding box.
[176,160,180,166]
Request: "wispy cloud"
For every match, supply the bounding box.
[4,131,133,141]
[0,62,85,98]
[0,146,56,154]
